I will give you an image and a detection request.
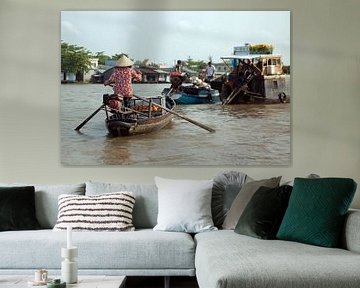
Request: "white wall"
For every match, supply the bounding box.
[0,0,359,207]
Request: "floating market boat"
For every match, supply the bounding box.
[103,94,175,137]
[212,53,290,105]
[162,76,220,104]
[162,86,220,104]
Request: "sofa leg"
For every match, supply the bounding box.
[164,276,170,288]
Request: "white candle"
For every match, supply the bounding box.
[67,225,72,248]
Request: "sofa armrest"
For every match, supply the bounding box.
[342,209,360,253]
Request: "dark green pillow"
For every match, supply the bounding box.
[234,185,292,239]
[0,186,41,231]
[276,178,357,247]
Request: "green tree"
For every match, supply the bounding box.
[61,41,92,81]
[185,57,206,72]
[95,51,111,65]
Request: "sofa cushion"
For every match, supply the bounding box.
[153,177,216,233]
[222,176,281,229]
[195,230,360,288]
[212,171,252,228]
[53,192,136,232]
[35,184,86,228]
[277,178,357,247]
[0,229,195,273]
[0,186,40,231]
[234,185,292,239]
[0,183,86,229]
[342,209,360,253]
[85,181,158,229]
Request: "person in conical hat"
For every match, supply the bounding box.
[104,54,142,108]
[115,54,134,67]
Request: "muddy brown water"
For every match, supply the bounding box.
[61,83,290,166]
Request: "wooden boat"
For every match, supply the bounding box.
[163,86,220,104]
[163,75,221,105]
[103,94,175,137]
[213,54,290,105]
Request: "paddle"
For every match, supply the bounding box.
[132,95,215,133]
[74,104,105,131]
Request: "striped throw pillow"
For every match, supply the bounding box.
[53,192,136,231]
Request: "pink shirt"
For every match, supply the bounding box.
[107,67,142,98]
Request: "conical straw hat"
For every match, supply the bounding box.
[116,55,134,67]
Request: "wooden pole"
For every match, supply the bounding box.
[132,95,215,133]
[223,88,241,105]
[74,104,105,131]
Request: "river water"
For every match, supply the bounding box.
[60,83,290,166]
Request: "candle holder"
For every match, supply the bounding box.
[61,247,78,284]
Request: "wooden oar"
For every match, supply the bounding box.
[75,104,105,131]
[132,95,215,133]
[165,88,173,96]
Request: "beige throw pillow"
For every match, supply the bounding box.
[222,176,281,230]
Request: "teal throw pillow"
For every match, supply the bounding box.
[276,178,357,247]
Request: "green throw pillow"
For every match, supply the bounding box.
[276,178,357,247]
[0,186,41,231]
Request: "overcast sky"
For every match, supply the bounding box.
[61,11,290,66]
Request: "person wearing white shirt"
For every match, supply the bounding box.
[206,61,216,82]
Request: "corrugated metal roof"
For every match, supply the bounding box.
[154,69,168,74]
[139,67,158,74]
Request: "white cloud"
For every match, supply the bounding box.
[60,11,290,65]
[61,21,80,36]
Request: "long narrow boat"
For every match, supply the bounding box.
[162,83,221,105]
[103,94,175,137]
[163,85,221,104]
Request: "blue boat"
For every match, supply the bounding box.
[162,84,221,105]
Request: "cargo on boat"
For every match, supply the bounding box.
[162,72,220,105]
[103,94,175,137]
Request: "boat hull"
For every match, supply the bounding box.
[164,87,221,104]
[214,74,290,104]
[106,112,173,136]
[104,96,175,137]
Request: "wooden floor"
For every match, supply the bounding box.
[126,276,199,288]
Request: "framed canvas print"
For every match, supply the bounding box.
[60,11,291,166]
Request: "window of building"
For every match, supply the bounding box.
[273,80,278,89]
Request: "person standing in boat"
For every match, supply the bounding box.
[104,54,142,108]
[175,59,182,74]
[170,60,184,90]
[206,61,216,82]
